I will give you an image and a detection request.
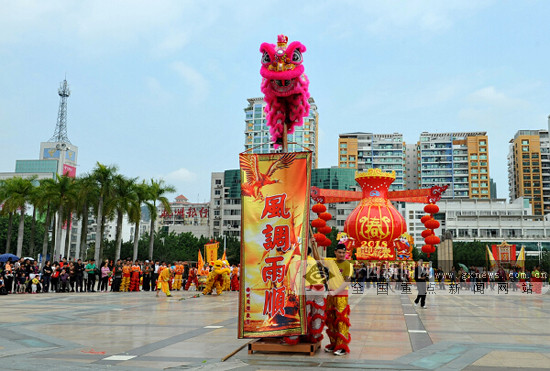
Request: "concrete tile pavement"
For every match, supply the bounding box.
[0,289,549,370]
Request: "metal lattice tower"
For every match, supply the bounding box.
[48,79,72,144]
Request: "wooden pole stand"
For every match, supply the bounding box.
[247,338,321,356]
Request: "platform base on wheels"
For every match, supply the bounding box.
[247,338,321,356]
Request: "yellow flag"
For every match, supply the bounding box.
[197,250,205,275]
[486,245,496,269]
[516,246,525,269]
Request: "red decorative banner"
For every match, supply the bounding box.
[492,242,516,263]
[238,152,311,339]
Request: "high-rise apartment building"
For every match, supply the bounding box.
[508,129,550,215]
[416,132,490,199]
[243,97,319,168]
[338,132,405,190]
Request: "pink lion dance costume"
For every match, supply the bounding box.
[260,35,310,147]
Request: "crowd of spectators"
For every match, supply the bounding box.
[0,257,201,295]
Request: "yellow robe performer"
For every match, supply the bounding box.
[325,245,352,355]
[158,267,173,297]
[173,264,184,290]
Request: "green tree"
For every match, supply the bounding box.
[107,175,138,261]
[74,174,97,260]
[47,174,77,260]
[145,179,175,260]
[91,162,118,263]
[1,176,37,257]
[129,181,150,262]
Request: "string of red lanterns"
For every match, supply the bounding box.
[421,203,440,257]
[311,203,332,247]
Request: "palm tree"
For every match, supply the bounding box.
[0,179,15,254]
[48,174,77,260]
[145,179,175,260]
[74,175,97,260]
[129,181,150,261]
[1,176,37,257]
[108,175,138,261]
[91,162,118,263]
[36,178,56,262]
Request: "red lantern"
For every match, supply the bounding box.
[425,235,440,246]
[313,233,325,243]
[421,229,433,238]
[344,169,405,260]
[425,219,440,230]
[319,212,332,221]
[312,203,326,214]
[311,219,326,228]
[424,204,439,214]
[319,238,332,247]
[422,244,435,257]
[420,215,432,224]
[318,226,332,235]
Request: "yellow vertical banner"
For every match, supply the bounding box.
[238,152,311,339]
[205,242,219,263]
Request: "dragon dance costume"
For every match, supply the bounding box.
[325,258,352,354]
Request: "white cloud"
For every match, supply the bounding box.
[467,86,529,109]
[350,0,494,35]
[171,61,209,103]
[164,167,197,183]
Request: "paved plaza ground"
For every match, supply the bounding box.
[1,288,550,370]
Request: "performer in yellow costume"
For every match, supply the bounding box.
[222,260,231,292]
[173,262,184,290]
[202,260,230,295]
[121,262,131,292]
[157,266,173,297]
[324,244,352,356]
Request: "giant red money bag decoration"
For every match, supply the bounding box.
[344,169,406,260]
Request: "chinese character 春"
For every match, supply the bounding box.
[261,256,286,284]
[263,286,286,317]
[261,194,291,219]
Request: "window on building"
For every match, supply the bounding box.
[215,190,221,195]
[522,140,529,145]
[340,143,347,148]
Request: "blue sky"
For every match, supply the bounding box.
[1,0,549,201]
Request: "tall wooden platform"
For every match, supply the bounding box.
[248,338,321,356]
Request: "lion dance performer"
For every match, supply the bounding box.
[284,247,326,345]
[230,265,240,291]
[157,265,173,297]
[336,232,354,260]
[185,266,199,290]
[129,260,141,291]
[173,262,184,290]
[260,34,309,147]
[222,260,231,292]
[202,260,230,296]
[121,262,131,292]
[324,244,352,356]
